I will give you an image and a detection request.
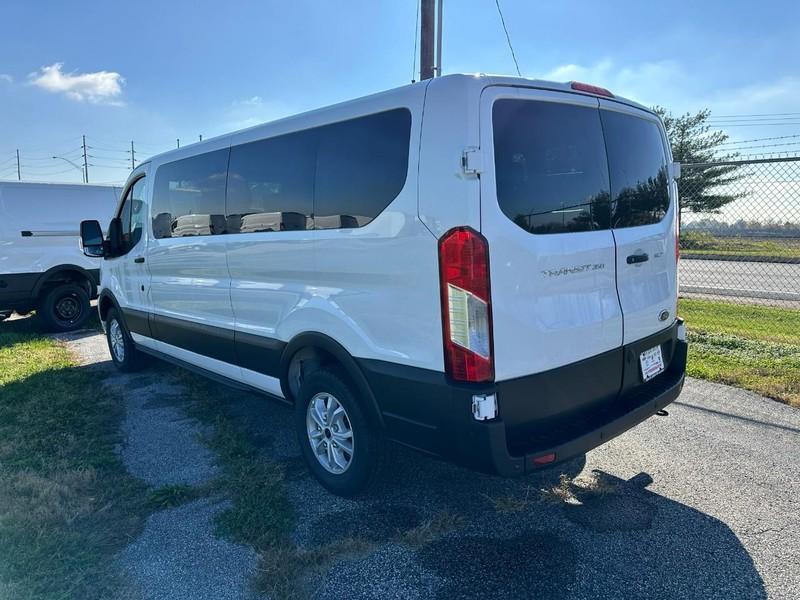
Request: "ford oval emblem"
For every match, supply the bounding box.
[659,310,670,322]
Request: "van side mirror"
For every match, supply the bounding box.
[80,220,105,257]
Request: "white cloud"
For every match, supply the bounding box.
[28,63,124,105]
[542,59,686,107]
[239,95,264,106]
[221,96,296,132]
[0,74,12,84]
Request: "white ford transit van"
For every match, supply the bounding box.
[0,181,120,330]
[81,74,687,496]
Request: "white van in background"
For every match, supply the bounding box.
[81,74,687,496]
[0,181,120,330]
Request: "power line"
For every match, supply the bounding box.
[715,141,800,151]
[709,111,800,118]
[494,0,520,77]
[708,116,800,123]
[718,133,800,146]
[710,122,800,127]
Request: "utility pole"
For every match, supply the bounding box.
[130,141,135,170]
[15,149,20,180]
[436,0,443,76]
[420,0,435,80]
[81,135,89,183]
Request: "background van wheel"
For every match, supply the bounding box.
[295,367,384,497]
[106,308,145,372]
[38,283,91,332]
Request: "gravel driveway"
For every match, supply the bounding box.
[63,330,799,600]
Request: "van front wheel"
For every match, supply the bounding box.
[295,368,383,496]
[106,308,145,372]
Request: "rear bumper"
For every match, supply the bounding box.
[358,319,686,477]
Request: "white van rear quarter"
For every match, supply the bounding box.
[87,74,686,494]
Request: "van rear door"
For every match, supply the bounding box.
[599,100,678,344]
[480,87,623,382]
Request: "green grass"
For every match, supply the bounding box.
[171,371,297,593]
[174,371,464,599]
[0,318,151,600]
[680,231,800,259]
[680,298,800,406]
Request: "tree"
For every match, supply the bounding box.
[653,107,744,214]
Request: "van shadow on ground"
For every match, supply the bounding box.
[220,384,767,600]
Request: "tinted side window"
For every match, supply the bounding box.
[118,191,132,243]
[493,100,610,234]
[151,149,229,238]
[601,110,669,228]
[226,130,315,233]
[128,177,146,249]
[314,109,411,229]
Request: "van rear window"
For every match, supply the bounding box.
[492,99,669,235]
[492,100,610,234]
[601,110,669,228]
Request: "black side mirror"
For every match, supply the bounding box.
[80,220,105,258]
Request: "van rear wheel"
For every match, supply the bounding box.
[295,367,383,496]
[39,283,91,332]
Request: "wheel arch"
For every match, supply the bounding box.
[280,332,385,429]
[97,289,122,324]
[33,264,99,299]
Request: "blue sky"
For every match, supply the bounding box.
[1,0,799,184]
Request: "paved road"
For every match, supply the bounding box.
[680,258,800,304]
[63,331,799,599]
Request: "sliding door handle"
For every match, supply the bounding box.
[134,256,145,264]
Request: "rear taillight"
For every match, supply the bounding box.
[438,227,494,382]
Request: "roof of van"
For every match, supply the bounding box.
[143,73,653,167]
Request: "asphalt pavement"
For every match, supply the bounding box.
[63,331,799,600]
[680,258,800,304]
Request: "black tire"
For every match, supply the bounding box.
[295,367,384,497]
[105,308,145,372]
[38,283,91,332]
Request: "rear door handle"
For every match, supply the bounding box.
[626,253,649,264]
[134,256,145,263]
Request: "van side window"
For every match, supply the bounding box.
[493,100,611,234]
[117,176,146,253]
[226,130,315,233]
[128,177,146,249]
[601,110,670,228]
[314,109,411,229]
[151,149,230,238]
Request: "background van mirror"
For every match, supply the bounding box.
[80,220,105,257]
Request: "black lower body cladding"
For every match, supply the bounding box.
[358,320,687,476]
[115,296,686,477]
[0,269,100,311]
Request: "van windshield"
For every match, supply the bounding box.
[492,99,669,234]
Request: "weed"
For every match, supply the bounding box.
[0,323,151,599]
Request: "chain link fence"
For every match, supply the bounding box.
[679,156,800,306]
